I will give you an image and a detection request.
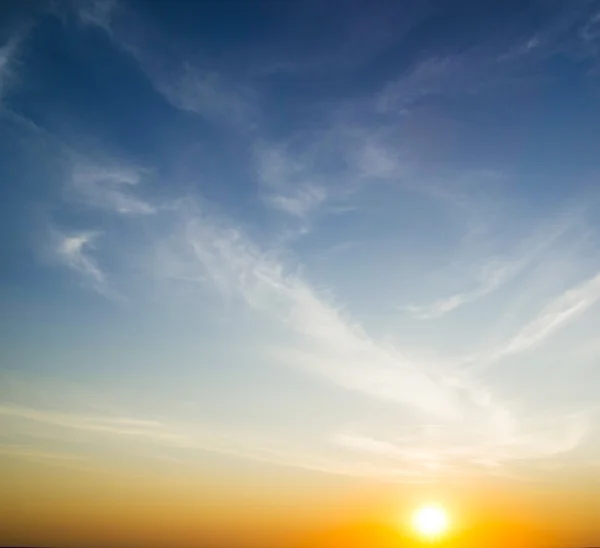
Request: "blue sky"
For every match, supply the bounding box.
[3,0,600,486]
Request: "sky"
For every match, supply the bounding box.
[2,0,600,547]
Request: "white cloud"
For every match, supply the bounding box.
[158,63,258,130]
[376,55,484,114]
[354,139,402,179]
[581,11,600,42]
[164,202,596,472]
[55,230,104,282]
[176,201,470,419]
[0,444,88,463]
[335,405,591,472]
[49,228,120,300]
[0,404,194,445]
[0,403,415,480]
[69,163,156,215]
[266,186,327,218]
[495,270,600,359]
[499,35,542,61]
[0,32,23,101]
[254,119,495,234]
[405,258,531,319]
[334,409,590,474]
[0,444,105,475]
[76,0,117,32]
[255,144,328,219]
[75,2,258,131]
[405,207,582,319]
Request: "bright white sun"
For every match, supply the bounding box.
[411,505,450,540]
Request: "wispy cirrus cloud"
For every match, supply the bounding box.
[404,204,587,319]
[45,171,474,424]
[254,144,328,219]
[157,64,259,130]
[0,443,107,476]
[0,403,194,445]
[0,402,420,480]
[580,9,600,44]
[0,443,89,464]
[0,31,24,101]
[46,226,123,301]
[159,198,595,473]
[75,0,259,131]
[76,0,117,32]
[404,259,519,320]
[69,162,156,215]
[373,1,600,118]
[335,407,591,474]
[376,56,470,114]
[51,229,106,290]
[266,186,327,219]
[492,270,600,361]
[174,200,469,419]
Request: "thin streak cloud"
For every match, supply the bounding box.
[405,206,584,319]
[52,229,106,288]
[495,271,600,360]
[0,32,23,100]
[69,163,156,215]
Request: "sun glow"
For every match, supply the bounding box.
[411,505,450,540]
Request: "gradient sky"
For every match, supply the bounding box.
[2,1,600,547]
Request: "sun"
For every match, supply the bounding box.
[411,505,450,540]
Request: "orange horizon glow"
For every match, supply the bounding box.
[2,454,600,548]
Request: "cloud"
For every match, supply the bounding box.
[175,200,472,419]
[580,10,600,42]
[71,0,463,225]
[0,443,108,475]
[169,200,593,468]
[494,270,600,359]
[405,207,582,319]
[406,259,518,319]
[374,5,597,118]
[0,403,194,445]
[76,0,117,32]
[73,1,258,131]
[0,403,418,480]
[55,230,103,281]
[373,46,534,116]
[177,203,600,468]
[156,63,259,130]
[0,443,89,464]
[69,162,156,215]
[266,186,327,218]
[406,257,540,320]
[49,228,118,299]
[255,144,328,219]
[0,32,23,101]
[499,35,542,61]
[51,179,508,428]
[334,408,590,474]
[376,56,467,114]
[68,0,506,230]
[254,109,497,233]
